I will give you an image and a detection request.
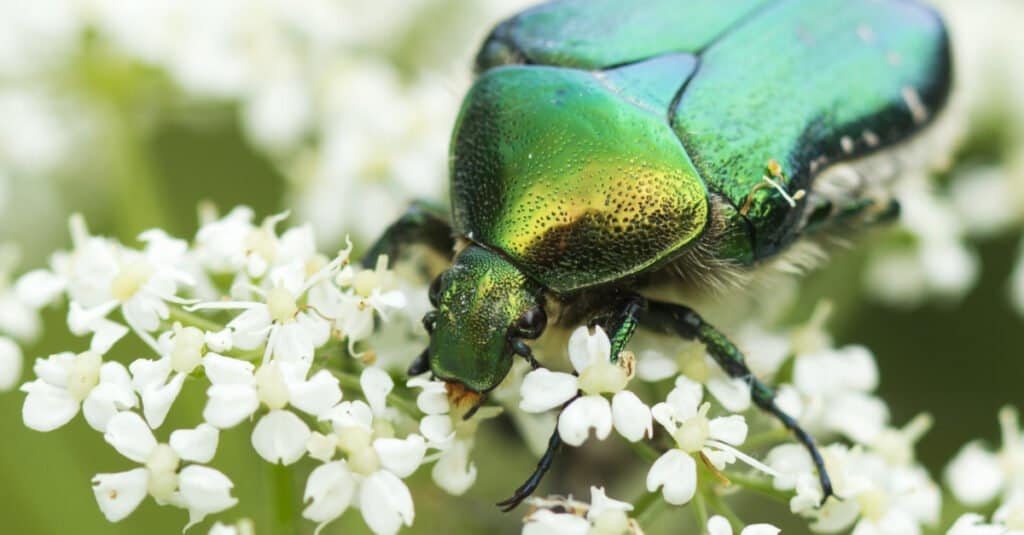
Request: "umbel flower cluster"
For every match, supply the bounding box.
[1,208,1022,535]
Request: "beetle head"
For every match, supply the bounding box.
[423,245,546,393]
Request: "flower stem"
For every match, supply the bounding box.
[267,463,297,535]
[168,306,225,332]
[724,472,793,503]
[329,369,420,418]
[632,491,662,522]
[705,491,743,532]
[625,437,661,463]
[693,491,710,533]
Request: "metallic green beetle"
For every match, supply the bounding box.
[366,0,951,510]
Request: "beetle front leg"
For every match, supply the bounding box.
[641,299,835,504]
[361,200,455,268]
[498,296,645,511]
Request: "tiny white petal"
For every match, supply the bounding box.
[568,325,610,373]
[708,415,748,446]
[251,410,311,465]
[708,515,733,535]
[361,366,394,416]
[202,353,255,385]
[665,376,703,419]
[170,424,219,463]
[15,269,65,308]
[89,319,129,354]
[611,390,652,442]
[178,465,238,530]
[523,510,590,535]
[20,379,79,431]
[519,369,578,413]
[92,468,149,522]
[646,449,697,505]
[204,384,260,429]
[944,442,1004,506]
[288,370,342,417]
[420,414,454,445]
[139,372,185,429]
[359,470,414,535]
[307,432,339,462]
[104,411,157,463]
[557,395,612,447]
[742,525,781,535]
[374,435,427,478]
[706,376,752,413]
[431,440,477,496]
[0,337,22,391]
[302,461,356,528]
[588,486,633,520]
[82,362,137,432]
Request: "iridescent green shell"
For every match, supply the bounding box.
[453,0,951,291]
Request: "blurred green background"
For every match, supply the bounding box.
[0,0,1021,533]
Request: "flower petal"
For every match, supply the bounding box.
[709,415,748,446]
[518,369,578,413]
[568,325,610,373]
[92,468,148,522]
[178,465,238,530]
[431,439,477,496]
[523,510,590,535]
[202,353,255,385]
[706,376,751,413]
[170,423,219,463]
[139,372,185,429]
[944,442,1004,506]
[359,470,414,535]
[557,395,612,447]
[251,409,311,465]
[20,379,79,431]
[611,390,652,442]
[707,515,733,535]
[82,362,137,432]
[302,461,356,529]
[289,370,342,417]
[104,411,157,463]
[360,366,394,416]
[420,414,454,445]
[374,435,427,478]
[204,384,260,429]
[646,449,697,505]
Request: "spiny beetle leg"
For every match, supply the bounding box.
[361,200,454,269]
[497,426,564,511]
[641,299,835,504]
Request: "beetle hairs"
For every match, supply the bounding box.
[510,338,542,370]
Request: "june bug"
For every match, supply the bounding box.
[366,0,952,509]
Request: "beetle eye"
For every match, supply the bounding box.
[428,277,442,307]
[512,307,547,339]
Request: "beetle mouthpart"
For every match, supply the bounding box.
[445,380,485,415]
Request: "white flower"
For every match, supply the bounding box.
[519,326,652,447]
[92,412,235,529]
[522,486,638,535]
[646,376,770,506]
[792,344,889,443]
[21,349,136,432]
[946,406,1024,506]
[188,248,345,369]
[311,255,406,355]
[407,375,502,495]
[202,354,341,465]
[302,398,426,535]
[707,515,780,535]
[128,324,206,428]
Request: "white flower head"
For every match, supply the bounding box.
[523,486,639,535]
[519,326,652,447]
[21,348,136,432]
[92,412,235,529]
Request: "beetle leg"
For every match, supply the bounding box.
[361,200,455,268]
[641,299,835,505]
[497,406,568,511]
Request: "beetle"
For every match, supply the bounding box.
[364,0,951,510]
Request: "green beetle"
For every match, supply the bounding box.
[366,0,951,509]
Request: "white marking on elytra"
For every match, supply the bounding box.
[840,136,855,154]
[857,24,876,44]
[902,86,929,124]
[862,130,880,147]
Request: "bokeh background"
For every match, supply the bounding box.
[0,1,1021,533]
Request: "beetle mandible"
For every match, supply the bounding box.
[364,0,952,510]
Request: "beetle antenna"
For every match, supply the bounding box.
[510,339,542,369]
